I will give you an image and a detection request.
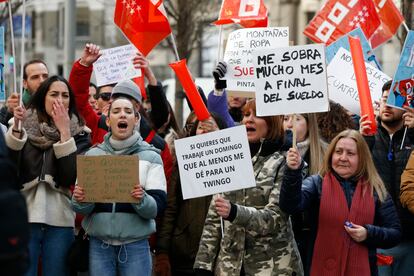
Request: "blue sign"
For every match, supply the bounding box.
[0,27,5,102]
[12,15,32,38]
[387,31,414,109]
[326,28,381,71]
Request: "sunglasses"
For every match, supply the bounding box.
[95,93,111,101]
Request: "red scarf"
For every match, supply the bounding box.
[311,173,375,276]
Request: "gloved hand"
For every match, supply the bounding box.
[154,253,172,276]
[213,61,227,90]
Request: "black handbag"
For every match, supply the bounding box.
[67,228,89,272]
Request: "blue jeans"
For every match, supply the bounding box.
[378,241,414,276]
[89,237,152,276]
[25,223,74,276]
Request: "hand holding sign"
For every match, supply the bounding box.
[73,185,85,202]
[215,195,231,219]
[131,184,144,202]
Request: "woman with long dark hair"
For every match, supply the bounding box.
[6,75,90,275]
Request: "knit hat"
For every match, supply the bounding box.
[111,79,142,103]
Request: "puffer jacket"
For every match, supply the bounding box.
[72,132,167,242]
[194,140,303,276]
[280,167,402,276]
[364,120,414,240]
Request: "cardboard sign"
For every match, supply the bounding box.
[223,27,289,93]
[175,125,255,199]
[327,47,391,114]
[93,44,141,87]
[253,44,329,116]
[77,155,139,203]
[326,28,381,70]
[0,27,5,102]
[387,31,414,109]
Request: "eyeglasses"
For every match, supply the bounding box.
[96,93,111,101]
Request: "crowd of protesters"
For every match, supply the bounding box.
[1,42,414,276]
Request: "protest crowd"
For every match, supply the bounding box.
[1,0,414,276]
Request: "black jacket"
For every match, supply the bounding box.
[280,167,402,276]
[364,120,414,240]
[9,130,90,189]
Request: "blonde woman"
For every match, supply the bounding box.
[280,130,401,276]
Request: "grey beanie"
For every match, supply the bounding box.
[111,79,142,103]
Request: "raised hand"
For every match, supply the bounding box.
[403,106,414,128]
[215,195,231,219]
[79,43,102,67]
[132,52,157,85]
[6,93,20,114]
[359,114,373,136]
[286,147,302,170]
[51,100,71,143]
[213,61,227,90]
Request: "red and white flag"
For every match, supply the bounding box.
[114,0,172,56]
[370,0,404,48]
[304,0,380,45]
[214,0,268,28]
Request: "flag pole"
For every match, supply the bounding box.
[169,33,180,61]
[216,25,223,62]
[292,114,297,149]
[7,1,17,94]
[403,22,410,32]
[400,126,408,150]
[18,0,26,131]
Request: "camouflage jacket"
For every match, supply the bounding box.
[194,148,304,276]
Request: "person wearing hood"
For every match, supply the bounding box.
[72,96,167,276]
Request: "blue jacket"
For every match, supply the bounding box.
[72,132,167,243]
[280,167,401,276]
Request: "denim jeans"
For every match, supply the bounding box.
[25,223,74,276]
[378,241,414,276]
[89,237,152,276]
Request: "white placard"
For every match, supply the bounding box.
[327,47,391,115]
[175,126,255,200]
[253,44,329,116]
[223,27,289,93]
[93,44,142,87]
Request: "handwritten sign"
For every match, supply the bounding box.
[387,31,414,109]
[0,27,5,102]
[223,27,289,93]
[175,125,255,199]
[327,47,390,114]
[77,155,139,203]
[93,44,141,87]
[253,44,329,116]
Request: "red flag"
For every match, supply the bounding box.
[304,0,380,45]
[370,0,404,48]
[114,0,172,56]
[214,0,268,28]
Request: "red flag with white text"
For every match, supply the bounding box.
[304,0,381,45]
[370,0,404,48]
[114,0,172,56]
[214,0,268,28]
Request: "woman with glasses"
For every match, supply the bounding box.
[5,75,91,276]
